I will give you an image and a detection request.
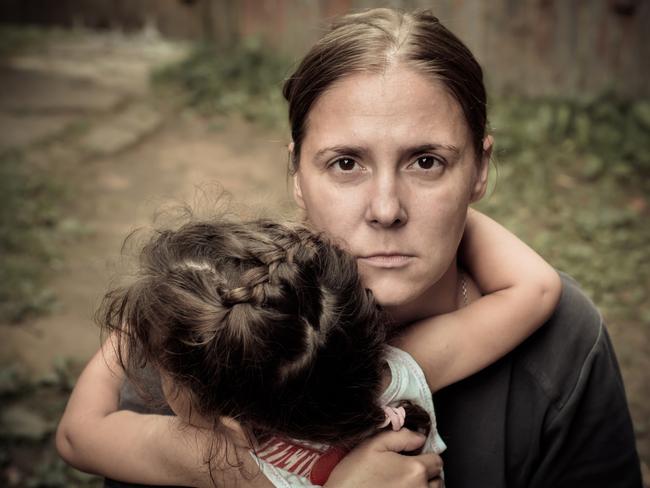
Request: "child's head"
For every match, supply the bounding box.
[100,217,393,447]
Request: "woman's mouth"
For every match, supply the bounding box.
[357,254,414,268]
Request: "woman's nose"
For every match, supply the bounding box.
[365,175,408,228]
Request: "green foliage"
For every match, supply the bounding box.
[492,93,650,179]
[0,25,66,61]
[0,359,99,488]
[0,25,42,59]
[0,152,62,323]
[23,457,100,487]
[478,93,650,325]
[0,363,29,397]
[152,38,291,128]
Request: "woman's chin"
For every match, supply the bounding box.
[365,271,452,324]
[367,281,423,310]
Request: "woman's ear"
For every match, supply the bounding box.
[470,135,493,203]
[289,142,306,209]
[293,174,306,210]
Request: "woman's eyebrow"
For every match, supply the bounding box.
[312,143,460,161]
[407,143,461,155]
[313,145,366,160]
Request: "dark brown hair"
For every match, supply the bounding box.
[283,8,487,170]
[98,216,429,452]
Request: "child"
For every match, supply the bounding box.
[56,210,561,487]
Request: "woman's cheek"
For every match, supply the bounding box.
[305,190,367,244]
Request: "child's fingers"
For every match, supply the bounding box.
[327,429,443,488]
[374,428,427,453]
[415,451,444,483]
[373,430,444,481]
[408,449,443,482]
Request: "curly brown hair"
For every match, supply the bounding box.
[98,216,429,452]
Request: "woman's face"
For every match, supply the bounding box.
[293,67,490,318]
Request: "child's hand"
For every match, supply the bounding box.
[325,429,443,488]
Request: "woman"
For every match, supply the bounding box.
[281,9,640,486]
[103,8,640,488]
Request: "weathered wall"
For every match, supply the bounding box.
[1,0,648,98]
[461,0,650,98]
[0,0,205,38]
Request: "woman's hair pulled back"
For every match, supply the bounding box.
[98,215,394,447]
[283,8,487,169]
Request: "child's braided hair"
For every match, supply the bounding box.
[99,217,429,449]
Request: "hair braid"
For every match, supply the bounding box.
[99,215,393,448]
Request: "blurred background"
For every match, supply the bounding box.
[0,0,648,486]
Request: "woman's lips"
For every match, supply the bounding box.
[357,254,414,268]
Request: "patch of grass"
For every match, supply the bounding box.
[477,93,650,325]
[152,37,291,128]
[0,361,101,488]
[0,25,52,60]
[0,151,64,323]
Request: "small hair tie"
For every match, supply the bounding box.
[380,406,406,431]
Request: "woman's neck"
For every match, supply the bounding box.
[384,261,462,326]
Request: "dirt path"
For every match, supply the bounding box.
[0,31,293,376]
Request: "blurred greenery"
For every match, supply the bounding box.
[478,94,650,326]
[0,360,100,487]
[0,151,62,323]
[152,38,291,129]
[0,25,61,60]
[0,25,40,59]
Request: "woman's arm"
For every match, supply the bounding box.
[56,337,273,488]
[391,209,562,393]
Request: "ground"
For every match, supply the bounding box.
[0,30,295,377]
[0,29,647,487]
[0,30,294,487]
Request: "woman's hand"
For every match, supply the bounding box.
[325,429,444,488]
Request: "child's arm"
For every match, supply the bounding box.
[57,339,441,488]
[391,209,562,393]
[56,336,273,488]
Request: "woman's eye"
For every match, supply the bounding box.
[333,158,357,171]
[413,155,441,170]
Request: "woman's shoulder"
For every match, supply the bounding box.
[513,272,609,408]
[521,272,604,355]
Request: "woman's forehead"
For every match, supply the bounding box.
[302,68,470,154]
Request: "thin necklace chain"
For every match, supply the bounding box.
[459,270,469,308]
